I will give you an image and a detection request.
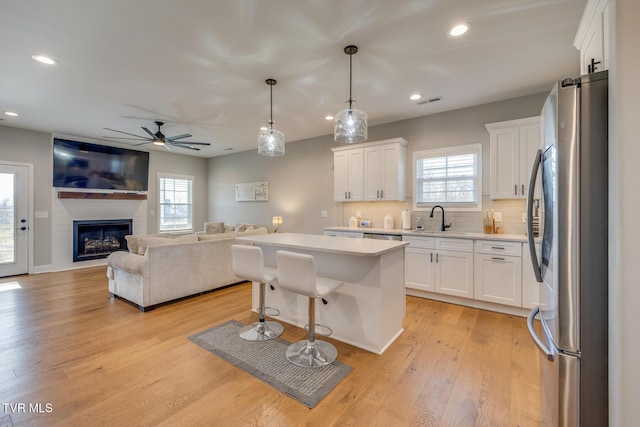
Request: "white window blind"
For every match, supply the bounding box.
[413,144,482,211]
[159,174,193,232]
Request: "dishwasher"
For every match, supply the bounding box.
[362,232,403,241]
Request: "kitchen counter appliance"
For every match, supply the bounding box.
[526,70,608,426]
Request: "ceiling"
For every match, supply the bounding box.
[0,0,586,158]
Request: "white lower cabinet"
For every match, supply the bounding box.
[474,240,522,307]
[403,237,473,298]
[521,242,541,309]
[435,250,474,298]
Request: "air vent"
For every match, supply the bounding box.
[417,96,442,105]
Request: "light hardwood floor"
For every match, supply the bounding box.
[0,267,544,426]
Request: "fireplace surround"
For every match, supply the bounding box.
[73,219,132,262]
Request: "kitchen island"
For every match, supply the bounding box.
[235,233,407,354]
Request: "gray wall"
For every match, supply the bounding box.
[208,91,549,233]
[0,126,53,267]
[146,150,208,234]
[0,125,208,270]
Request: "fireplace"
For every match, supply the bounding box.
[73,219,132,262]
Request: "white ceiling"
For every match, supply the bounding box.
[0,0,585,157]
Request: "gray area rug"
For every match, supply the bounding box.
[188,319,353,408]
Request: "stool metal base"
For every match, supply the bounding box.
[239,321,284,341]
[285,340,338,367]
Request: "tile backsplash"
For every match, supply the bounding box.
[340,197,528,235]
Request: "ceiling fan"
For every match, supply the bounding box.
[102,121,211,151]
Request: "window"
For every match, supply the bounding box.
[159,173,193,232]
[413,143,482,211]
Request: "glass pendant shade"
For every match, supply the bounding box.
[258,126,285,156]
[334,45,368,144]
[334,108,367,144]
[258,78,285,156]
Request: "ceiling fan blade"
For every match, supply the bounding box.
[103,127,149,139]
[102,136,150,141]
[173,144,201,151]
[165,133,192,141]
[142,127,156,139]
[163,144,173,152]
[132,141,152,146]
[171,141,211,146]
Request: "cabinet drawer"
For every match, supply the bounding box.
[402,236,435,249]
[435,238,473,253]
[475,240,522,256]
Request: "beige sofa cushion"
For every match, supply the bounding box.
[197,233,234,241]
[137,234,198,255]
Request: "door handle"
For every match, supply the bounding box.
[527,149,543,283]
[527,307,554,361]
[514,184,517,195]
[521,184,525,195]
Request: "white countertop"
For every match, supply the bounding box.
[324,226,530,243]
[236,232,407,256]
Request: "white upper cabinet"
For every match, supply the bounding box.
[332,138,407,202]
[574,0,611,74]
[333,147,364,201]
[487,116,541,200]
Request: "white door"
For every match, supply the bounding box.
[0,163,30,277]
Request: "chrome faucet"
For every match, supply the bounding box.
[430,205,451,231]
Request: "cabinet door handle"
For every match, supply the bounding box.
[515,184,518,195]
[380,190,383,199]
[436,253,439,263]
[491,246,505,250]
[522,184,525,195]
[376,190,380,198]
[348,191,351,199]
[430,253,433,263]
[345,191,347,199]
[491,257,505,261]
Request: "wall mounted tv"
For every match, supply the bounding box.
[53,138,149,191]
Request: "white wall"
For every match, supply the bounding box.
[609,0,640,424]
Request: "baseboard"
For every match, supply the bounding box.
[30,264,53,274]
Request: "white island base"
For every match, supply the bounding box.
[237,233,407,354]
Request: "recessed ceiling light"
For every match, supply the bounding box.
[449,23,470,37]
[325,115,334,121]
[4,111,19,117]
[31,54,57,65]
[409,94,422,101]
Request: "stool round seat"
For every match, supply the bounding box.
[276,250,344,367]
[231,244,284,341]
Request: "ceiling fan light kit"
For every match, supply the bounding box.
[258,78,285,157]
[334,45,367,144]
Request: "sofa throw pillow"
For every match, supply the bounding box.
[124,235,140,254]
[137,234,198,255]
[204,222,225,234]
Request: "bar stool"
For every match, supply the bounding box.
[231,244,284,341]
[276,250,344,367]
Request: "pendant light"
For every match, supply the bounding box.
[258,78,285,156]
[334,45,367,144]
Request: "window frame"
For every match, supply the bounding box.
[412,143,483,212]
[158,173,194,233]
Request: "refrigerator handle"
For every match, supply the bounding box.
[527,307,555,361]
[526,149,543,283]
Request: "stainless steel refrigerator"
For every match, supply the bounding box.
[526,70,608,426]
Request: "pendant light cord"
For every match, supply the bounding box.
[270,83,274,129]
[348,52,353,109]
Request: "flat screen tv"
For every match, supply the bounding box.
[53,138,149,191]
